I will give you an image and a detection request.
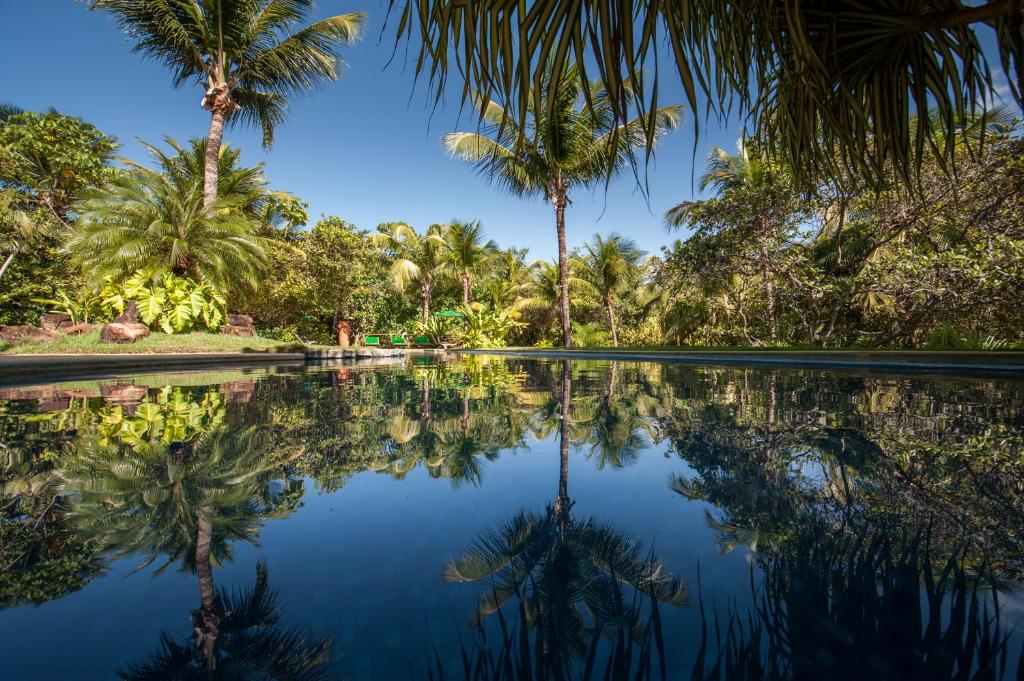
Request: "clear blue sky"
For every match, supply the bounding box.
[1,1,747,259]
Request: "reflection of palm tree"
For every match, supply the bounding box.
[120,562,333,681]
[444,361,686,672]
[63,424,302,666]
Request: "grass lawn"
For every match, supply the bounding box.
[0,330,303,355]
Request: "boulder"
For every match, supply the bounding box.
[221,324,255,337]
[0,325,59,345]
[61,322,98,336]
[39,313,73,331]
[100,322,150,344]
[113,300,141,323]
[227,313,254,327]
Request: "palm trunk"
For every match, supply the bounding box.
[554,360,572,529]
[606,296,618,347]
[204,108,227,208]
[0,242,21,281]
[552,186,571,347]
[421,374,432,422]
[461,272,470,305]
[193,511,221,667]
[422,275,433,320]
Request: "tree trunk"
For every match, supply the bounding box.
[193,511,221,667]
[554,360,572,529]
[606,296,618,347]
[421,374,432,422]
[552,187,571,347]
[760,244,778,342]
[422,275,432,320]
[204,108,227,208]
[0,242,21,281]
[461,272,470,305]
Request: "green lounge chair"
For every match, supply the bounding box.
[390,335,409,348]
[413,335,434,348]
[363,335,381,347]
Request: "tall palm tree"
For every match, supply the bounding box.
[439,219,496,304]
[665,141,793,342]
[578,233,645,347]
[70,139,268,293]
[443,61,680,346]
[369,222,448,320]
[90,0,364,207]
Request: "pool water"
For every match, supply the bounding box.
[1,356,1022,679]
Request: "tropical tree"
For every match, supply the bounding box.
[90,0,364,207]
[394,0,1023,188]
[578,233,645,346]
[370,222,448,320]
[0,110,118,281]
[69,139,268,293]
[443,61,680,346]
[665,141,800,342]
[439,219,496,304]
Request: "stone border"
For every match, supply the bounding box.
[0,352,306,386]
[454,349,1024,374]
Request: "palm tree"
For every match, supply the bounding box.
[578,233,645,347]
[439,219,496,305]
[394,0,1021,188]
[665,141,794,342]
[90,0,364,207]
[369,222,448,320]
[70,139,268,293]
[443,61,680,346]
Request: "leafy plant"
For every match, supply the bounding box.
[460,303,523,348]
[101,270,226,334]
[570,321,611,348]
[32,289,105,324]
[414,315,460,345]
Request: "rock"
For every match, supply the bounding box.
[61,322,98,336]
[220,324,255,337]
[100,322,150,343]
[39,313,73,331]
[113,300,141,323]
[227,313,254,327]
[0,325,59,344]
[101,383,149,409]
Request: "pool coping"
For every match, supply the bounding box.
[0,352,308,385]
[455,349,1024,374]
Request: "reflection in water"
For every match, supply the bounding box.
[1,359,1023,678]
[120,562,333,680]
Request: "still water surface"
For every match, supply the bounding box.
[1,356,1022,679]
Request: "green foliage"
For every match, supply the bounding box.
[460,302,524,348]
[569,321,611,348]
[414,315,461,345]
[32,287,106,324]
[101,270,227,334]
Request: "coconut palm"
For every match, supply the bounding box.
[395,0,1022,188]
[443,60,680,346]
[578,233,645,347]
[70,139,269,293]
[90,0,364,207]
[369,222,448,320]
[439,219,497,304]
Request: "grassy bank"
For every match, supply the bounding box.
[0,330,301,355]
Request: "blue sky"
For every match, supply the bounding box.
[0,0,753,259]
